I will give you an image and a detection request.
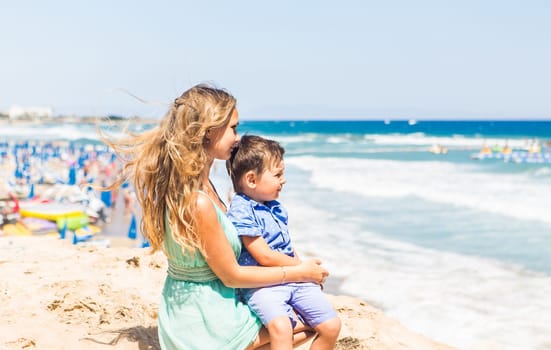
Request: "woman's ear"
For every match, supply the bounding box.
[244,171,257,189]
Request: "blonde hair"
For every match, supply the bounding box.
[104,84,236,255]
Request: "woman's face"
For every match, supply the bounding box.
[206,108,240,161]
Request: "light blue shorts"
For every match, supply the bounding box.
[243,282,337,328]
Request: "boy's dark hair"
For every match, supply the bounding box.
[227,135,285,193]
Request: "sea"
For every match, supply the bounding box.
[2,119,551,350]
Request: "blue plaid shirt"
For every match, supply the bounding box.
[227,193,294,266]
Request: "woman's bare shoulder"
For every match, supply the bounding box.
[194,192,217,219]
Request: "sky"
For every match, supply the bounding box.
[1,0,550,120]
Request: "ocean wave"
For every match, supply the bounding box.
[285,197,551,350]
[286,156,551,225]
[365,134,534,149]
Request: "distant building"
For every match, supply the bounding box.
[9,105,53,120]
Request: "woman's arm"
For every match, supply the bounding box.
[196,194,327,288]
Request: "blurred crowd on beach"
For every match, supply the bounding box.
[0,140,138,243]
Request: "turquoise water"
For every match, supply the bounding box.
[240,120,551,138]
[235,120,551,350]
[2,119,551,350]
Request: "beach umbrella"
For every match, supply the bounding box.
[68,166,77,185]
[141,238,150,248]
[59,220,67,239]
[100,190,112,207]
[128,214,137,240]
[28,183,35,199]
[14,168,21,179]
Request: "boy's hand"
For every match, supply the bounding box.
[301,258,328,285]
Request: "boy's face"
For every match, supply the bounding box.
[249,160,286,203]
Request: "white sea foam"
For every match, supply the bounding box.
[284,198,551,350]
[256,133,319,144]
[339,238,551,350]
[286,156,551,225]
[364,134,535,150]
[532,167,551,177]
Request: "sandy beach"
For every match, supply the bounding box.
[0,235,455,350]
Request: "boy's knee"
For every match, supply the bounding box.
[315,317,342,337]
[267,316,293,337]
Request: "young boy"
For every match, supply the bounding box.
[226,135,341,350]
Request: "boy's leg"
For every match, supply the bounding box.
[246,286,299,350]
[247,322,315,350]
[266,315,294,350]
[310,317,341,350]
[289,283,341,350]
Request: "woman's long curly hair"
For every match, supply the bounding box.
[104,84,236,255]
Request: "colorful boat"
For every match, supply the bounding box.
[21,217,59,235]
[19,203,85,221]
[56,214,89,230]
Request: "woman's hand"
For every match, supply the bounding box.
[297,258,328,285]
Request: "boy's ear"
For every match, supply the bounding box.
[244,171,257,189]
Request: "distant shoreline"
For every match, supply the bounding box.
[0,115,159,125]
[2,115,551,124]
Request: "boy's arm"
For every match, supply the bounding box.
[242,235,301,267]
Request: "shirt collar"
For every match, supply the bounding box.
[236,192,280,210]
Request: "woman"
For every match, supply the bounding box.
[104,84,328,349]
